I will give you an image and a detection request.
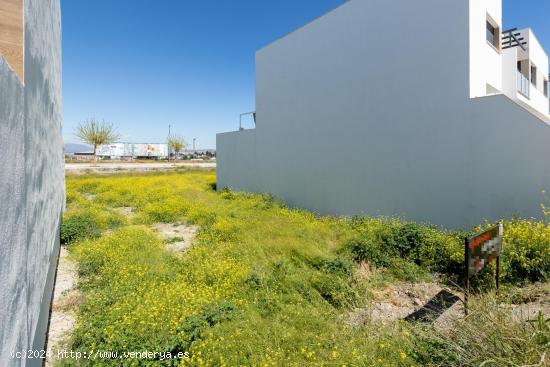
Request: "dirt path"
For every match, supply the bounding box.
[349,282,463,326]
[45,246,80,366]
[65,162,215,175]
[349,280,550,328]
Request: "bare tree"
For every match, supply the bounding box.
[167,134,187,160]
[75,119,120,161]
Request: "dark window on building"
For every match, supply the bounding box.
[486,22,495,45]
[531,65,537,86]
[486,19,500,50]
[544,79,548,97]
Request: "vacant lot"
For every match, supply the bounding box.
[65,161,216,175]
[56,169,549,366]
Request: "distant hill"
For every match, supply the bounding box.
[64,143,93,154]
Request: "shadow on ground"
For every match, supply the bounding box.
[404,290,461,323]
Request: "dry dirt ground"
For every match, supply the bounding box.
[65,162,215,175]
[114,206,134,218]
[349,263,550,328]
[152,222,199,254]
[45,246,80,366]
[349,281,463,326]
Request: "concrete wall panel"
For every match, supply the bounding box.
[0,0,62,365]
[24,0,63,357]
[217,0,550,229]
[0,57,28,366]
[253,0,472,226]
[217,129,257,192]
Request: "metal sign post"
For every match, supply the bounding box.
[464,237,469,315]
[496,255,500,295]
[464,222,503,315]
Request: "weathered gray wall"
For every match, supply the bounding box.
[217,0,550,228]
[0,0,63,365]
[0,56,27,366]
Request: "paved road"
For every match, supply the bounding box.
[65,161,215,173]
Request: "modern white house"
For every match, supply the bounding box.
[501,29,549,120]
[217,0,550,228]
[470,2,549,119]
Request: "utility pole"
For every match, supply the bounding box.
[168,124,172,161]
[193,138,196,151]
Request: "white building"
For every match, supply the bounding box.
[217,0,550,228]
[502,29,549,120]
[97,142,169,159]
[469,0,549,118]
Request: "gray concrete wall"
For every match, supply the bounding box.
[217,129,257,192]
[464,95,550,224]
[0,56,27,366]
[0,1,63,366]
[217,0,550,228]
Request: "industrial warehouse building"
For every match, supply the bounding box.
[0,0,63,365]
[217,0,550,228]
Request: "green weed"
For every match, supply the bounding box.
[59,171,550,366]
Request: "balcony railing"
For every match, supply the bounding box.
[517,71,530,98]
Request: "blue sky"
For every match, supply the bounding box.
[62,0,550,149]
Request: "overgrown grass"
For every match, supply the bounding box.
[411,292,550,366]
[60,169,550,366]
[346,216,550,287]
